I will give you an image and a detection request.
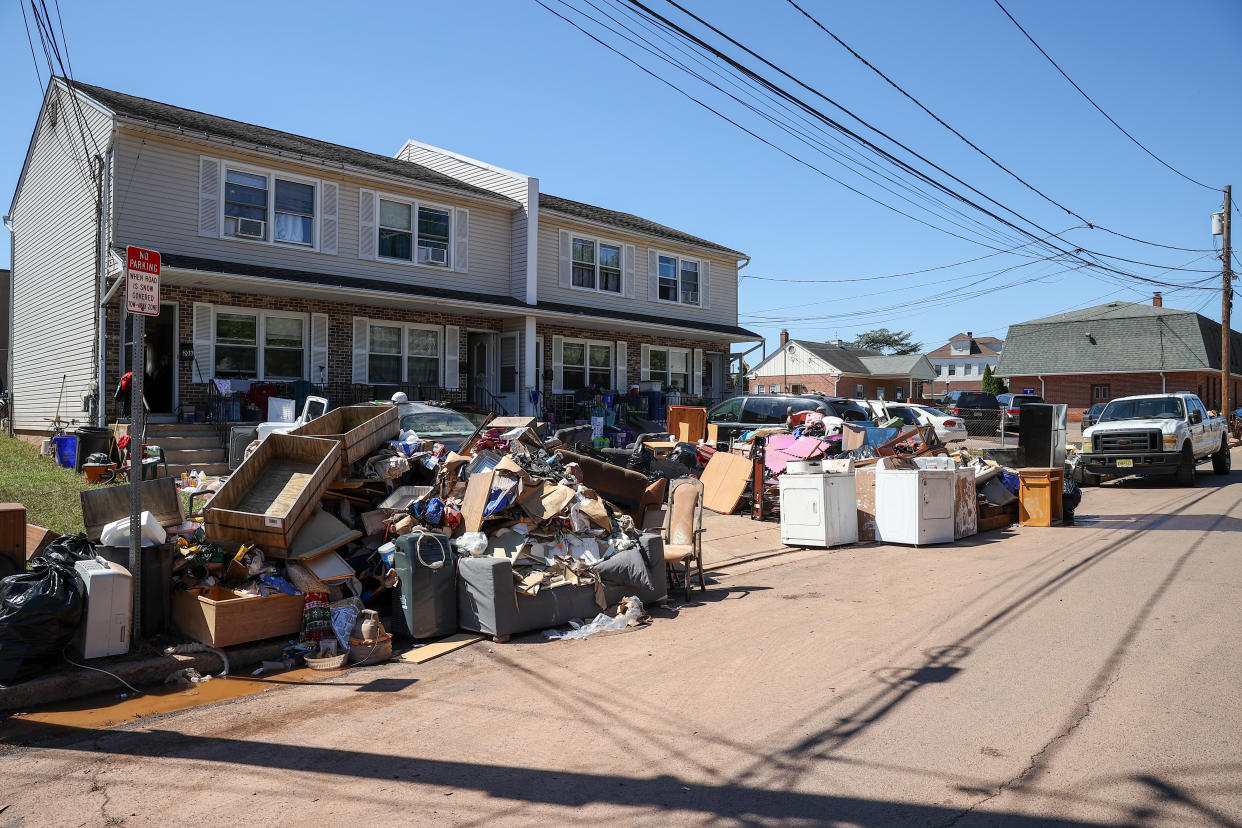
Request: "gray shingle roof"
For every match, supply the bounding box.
[858,353,936,379]
[539,193,745,257]
[996,301,1242,375]
[69,80,513,204]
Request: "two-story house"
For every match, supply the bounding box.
[5,79,758,436]
[925,331,1003,395]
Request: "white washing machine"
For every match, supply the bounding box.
[779,472,859,547]
[874,464,956,546]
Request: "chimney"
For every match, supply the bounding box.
[966,331,973,339]
[780,329,789,347]
[1153,291,1162,307]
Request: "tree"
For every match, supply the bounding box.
[981,364,1008,395]
[845,328,922,355]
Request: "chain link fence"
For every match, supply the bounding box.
[944,408,1083,453]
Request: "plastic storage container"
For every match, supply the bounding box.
[51,435,78,470]
[391,533,457,639]
[779,472,859,547]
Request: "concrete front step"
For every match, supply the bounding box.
[144,424,218,437]
[162,447,229,465]
[149,435,222,451]
[165,462,232,478]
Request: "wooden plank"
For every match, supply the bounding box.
[461,470,495,533]
[855,468,877,542]
[397,632,483,664]
[483,416,536,431]
[700,451,752,515]
[24,524,56,562]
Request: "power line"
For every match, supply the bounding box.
[992,0,1218,192]
[534,0,1038,253]
[784,0,1214,254]
[623,0,1219,283]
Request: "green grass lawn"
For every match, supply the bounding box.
[0,436,102,535]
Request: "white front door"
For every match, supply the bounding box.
[498,332,520,414]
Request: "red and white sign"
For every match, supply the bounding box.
[125,246,161,316]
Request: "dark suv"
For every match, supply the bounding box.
[707,394,870,441]
[940,391,1000,435]
[996,392,1045,428]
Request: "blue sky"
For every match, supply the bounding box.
[2,0,1239,354]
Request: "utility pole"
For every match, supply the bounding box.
[1222,185,1233,419]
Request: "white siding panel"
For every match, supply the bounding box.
[396,142,531,302]
[538,218,740,328]
[110,132,513,296]
[9,85,112,431]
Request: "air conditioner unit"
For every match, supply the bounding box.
[236,217,266,238]
[72,557,132,659]
[419,246,448,265]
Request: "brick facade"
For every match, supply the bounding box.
[105,286,732,420]
[1006,371,1242,422]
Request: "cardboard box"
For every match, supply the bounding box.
[172,586,304,647]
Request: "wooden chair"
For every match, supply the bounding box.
[663,477,706,600]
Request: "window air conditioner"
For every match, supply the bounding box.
[236,217,265,238]
[419,246,448,265]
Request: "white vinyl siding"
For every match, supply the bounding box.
[8,83,112,431]
[396,141,533,301]
[111,130,512,296]
[538,218,737,326]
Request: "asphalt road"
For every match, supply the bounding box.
[2,453,1241,826]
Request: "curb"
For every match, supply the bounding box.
[0,640,288,713]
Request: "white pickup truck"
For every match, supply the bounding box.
[1080,392,1230,485]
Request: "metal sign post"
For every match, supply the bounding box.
[125,246,160,646]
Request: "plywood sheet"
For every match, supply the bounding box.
[398,632,483,663]
[700,451,753,515]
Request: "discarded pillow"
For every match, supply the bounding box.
[593,546,654,594]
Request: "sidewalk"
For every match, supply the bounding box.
[700,512,790,570]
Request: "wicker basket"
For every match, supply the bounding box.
[349,633,393,665]
[304,651,350,670]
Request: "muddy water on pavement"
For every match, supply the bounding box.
[0,667,336,747]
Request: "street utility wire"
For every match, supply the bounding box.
[992,0,1217,192]
[623,0,1219,279]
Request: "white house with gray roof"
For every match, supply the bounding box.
[746,334,935,401]
[5,78,759,436]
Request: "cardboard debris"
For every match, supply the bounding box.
[519,481,577,521]
[461,470,495,533]
[302,549,355,583]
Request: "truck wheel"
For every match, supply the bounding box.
[1213,436,1231,475]
[1175,443,1196,486]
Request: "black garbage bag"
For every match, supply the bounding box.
[668,441,701,472]
[1062,476,1082,515]
[0,534,94,683]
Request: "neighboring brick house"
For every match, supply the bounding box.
[745,333,935,401]
[925,331,1003,395]
[6,79,758,435]
[997,296,1242,422]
